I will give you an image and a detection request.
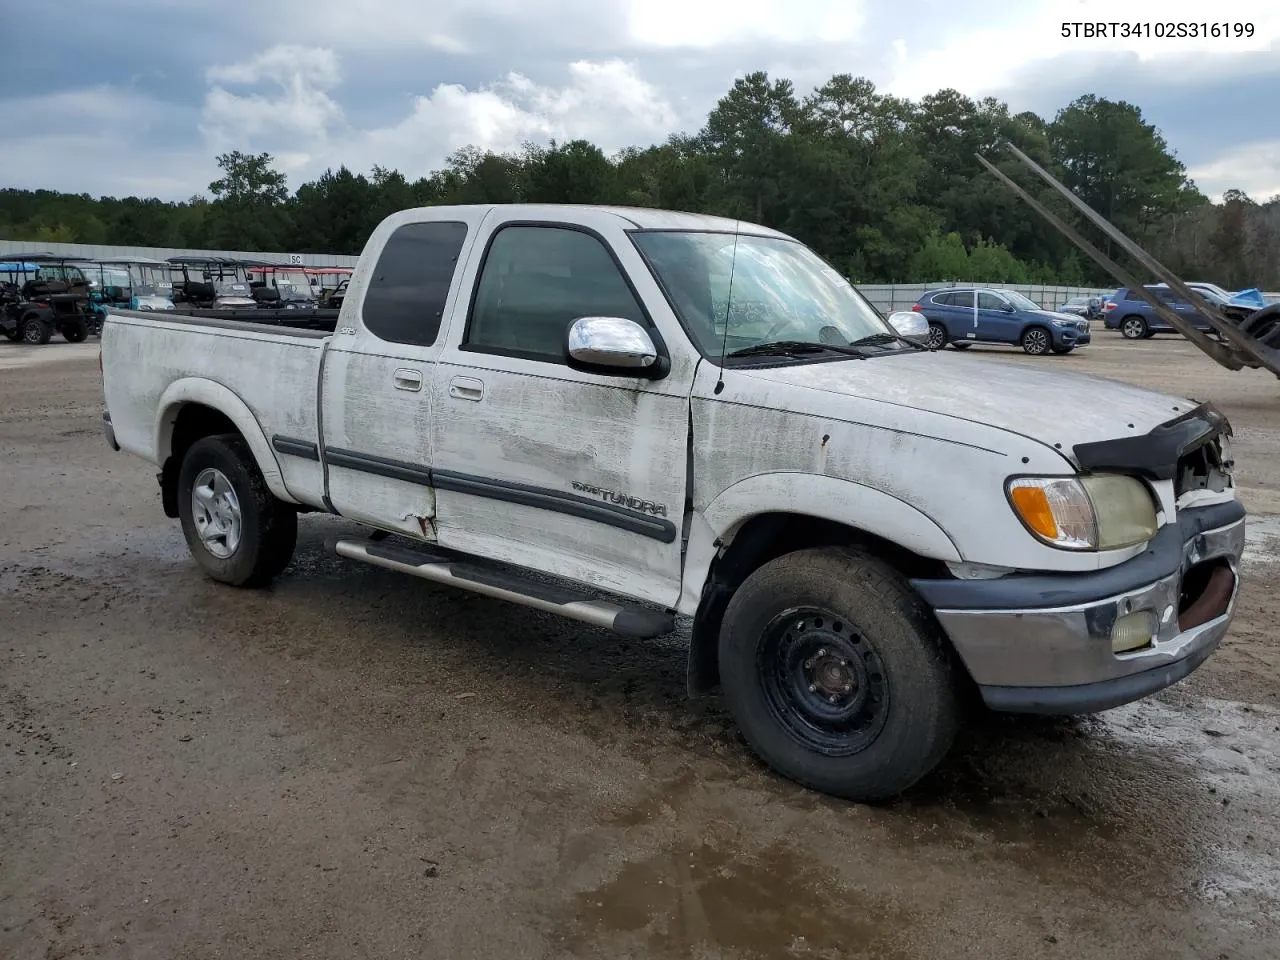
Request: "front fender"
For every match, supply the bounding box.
[155,377,295,504]
[675,471,962,616]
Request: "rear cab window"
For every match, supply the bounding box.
[361,220,470,347]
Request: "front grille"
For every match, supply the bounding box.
[1174,433,1233,499]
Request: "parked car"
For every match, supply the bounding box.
[911,286,1091,354]
[1058,295,1104,320]
[1104,285,1221,339]
[98,204,1244,802]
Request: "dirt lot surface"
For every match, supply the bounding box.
[2,333,1279,959]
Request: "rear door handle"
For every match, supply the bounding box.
[449,376,484,401]
[393,368,423,391]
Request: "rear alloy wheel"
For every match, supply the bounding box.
[177,434,298,587]
[1020,326,1050,355]
[1120,316,1148,340]
[926,322,947,350]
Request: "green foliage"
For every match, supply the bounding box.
[1,76,1272,287]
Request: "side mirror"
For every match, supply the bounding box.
[886,310,930,346]
[566,316,665,378]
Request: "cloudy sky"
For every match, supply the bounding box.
[2,0,1276,202]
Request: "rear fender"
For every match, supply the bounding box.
[154,377,294,504]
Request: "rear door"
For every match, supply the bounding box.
[318,210,487,537]
[427,210,696,607]
[942,290,978,342]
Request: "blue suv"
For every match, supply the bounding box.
[911,287,1091,355]
[1103,285,1217,339]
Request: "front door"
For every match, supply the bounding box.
[976,291,1018,343]
[428,212,694,608]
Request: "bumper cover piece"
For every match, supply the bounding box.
[911,499,1245,714]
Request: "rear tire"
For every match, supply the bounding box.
[717,547,961,801]
[177,434,298,587]
[926,322,947,350]
[63,319,88,343]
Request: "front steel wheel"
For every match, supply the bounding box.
[718,546,961,801]
[757,607,890,757]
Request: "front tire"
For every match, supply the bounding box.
[1020,326,1050,355]
[1119,315,1148,340]
[717,547,961,801]
[177,434,298,587]
[20,315,52,345]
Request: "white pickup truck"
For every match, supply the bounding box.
[100,204,1246,800]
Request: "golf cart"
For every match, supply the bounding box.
[246,264,319,309]
[312,268,351,309]
[0,252,98,344]
[167,256,266,309]
[83,257,175,323]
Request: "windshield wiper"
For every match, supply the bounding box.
[726,340,868,359]
[847,331,926,350]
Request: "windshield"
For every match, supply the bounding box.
[1002,290,1042,311]
[631,231,892,357]
[1190,285,1228,303]
[214,280,252,297]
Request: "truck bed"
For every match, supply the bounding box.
[101,308,330,509]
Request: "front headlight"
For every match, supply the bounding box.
[1051,317,1071,326]
[1006,474,1158,551]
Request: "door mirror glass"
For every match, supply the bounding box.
[886,310,930,345]
[567,316,661,375]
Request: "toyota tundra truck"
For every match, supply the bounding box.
[98,204,1246,801]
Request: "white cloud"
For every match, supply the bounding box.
[200,47,682,183]
[200,47,347,175]
[1187,140,1280,202]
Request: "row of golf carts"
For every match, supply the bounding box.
[0,252,351,345]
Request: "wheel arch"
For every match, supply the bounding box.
[154,378,293,517]
[683,473,960,695]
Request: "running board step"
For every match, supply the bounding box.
[326,537,677,640]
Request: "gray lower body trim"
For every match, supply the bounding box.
[271,434,319,461]
[432,468,677,544]
[324,447,432,486]
[316,448,677,543]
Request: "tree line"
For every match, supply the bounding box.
[2,73,1276,288]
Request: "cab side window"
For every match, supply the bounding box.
[464,225,648,363]
[362,220,469,347]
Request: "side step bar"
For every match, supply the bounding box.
[327,537,677,640]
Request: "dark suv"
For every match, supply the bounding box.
[911,287,1091,355]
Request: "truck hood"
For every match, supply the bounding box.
[741,351,1192,461]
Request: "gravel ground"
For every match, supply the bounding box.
[2,333,1279,960]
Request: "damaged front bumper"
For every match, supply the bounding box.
[910,498,1246,714]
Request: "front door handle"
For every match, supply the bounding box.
[449,376,484,401]
[393,368,422,391]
